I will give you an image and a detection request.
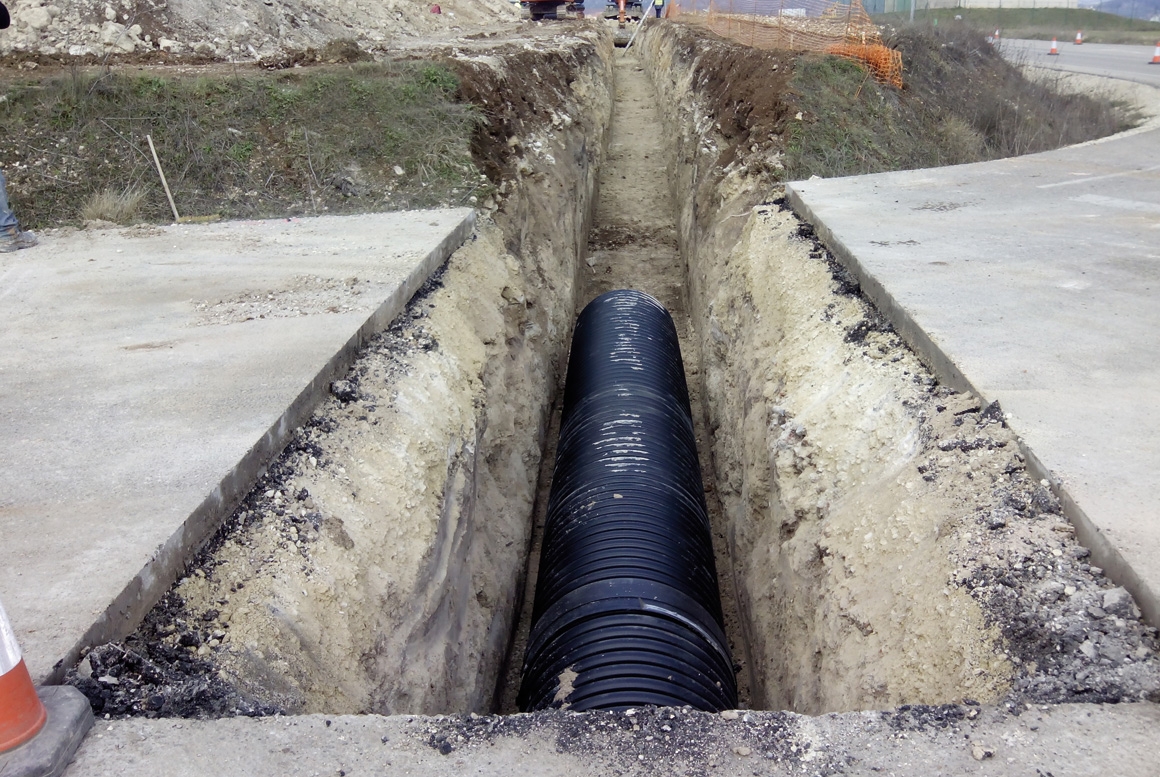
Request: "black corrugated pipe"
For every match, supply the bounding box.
[518,289,737,712]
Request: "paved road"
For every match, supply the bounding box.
[1002,38,1160,86]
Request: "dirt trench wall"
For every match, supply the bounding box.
[156,31,613,717]
[639,23,1018,714]
[639,22,1160,715]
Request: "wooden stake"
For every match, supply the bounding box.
[146,134,181,223]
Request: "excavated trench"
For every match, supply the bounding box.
[70,22,1160,720]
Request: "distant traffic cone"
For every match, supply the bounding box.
[0,601,47,753]
[1074,30,1083,45]
[1150,42,1160,64]
[994,28,1001,43]
[1048,37,1059,55]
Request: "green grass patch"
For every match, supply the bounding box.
[875,8,1160,44]
[784,23,1138,180]
[0,61,487,228]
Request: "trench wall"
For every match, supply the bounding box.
[392,31,614,713]
[344,32,614,714]
[638,22,1015,714]
[169,30,615,716]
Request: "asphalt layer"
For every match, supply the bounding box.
[787,79,1160,630]
[0,210,474,685]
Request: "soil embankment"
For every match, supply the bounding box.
[0,0,518,60]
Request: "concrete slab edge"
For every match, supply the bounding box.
[61,702,1160,777]
[1018,443,1160,629]
[37,210,477,686]
[0,686,94,777]
[783,184,1160,632]
[783,185,981,399]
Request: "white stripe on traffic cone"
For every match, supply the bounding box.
[0,599,47,753]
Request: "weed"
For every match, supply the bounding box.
[419,65,459,95]
[227,140,255,165]
[81,186,146,224]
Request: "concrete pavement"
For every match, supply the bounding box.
[62,701,1160,777]
[787,82,1160,629]
[0,209,474,685]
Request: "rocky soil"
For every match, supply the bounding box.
[0,0,518,61]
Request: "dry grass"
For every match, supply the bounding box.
[783,23,1138,180]
[81,186,145,224]
[876,8,1160,45]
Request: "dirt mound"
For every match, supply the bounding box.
[0,0,519,60]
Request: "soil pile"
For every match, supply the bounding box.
[0,0,519,60]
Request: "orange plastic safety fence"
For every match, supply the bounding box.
[667,0,904,87]
[825,42,903,87]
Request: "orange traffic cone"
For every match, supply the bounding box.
[1150,42,1160,64]
[1048,38,1059,55]
[1074,30,1083,45]
[1,597,94,777]
[0,601,47,753]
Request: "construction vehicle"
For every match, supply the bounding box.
[519,0,583,20]
[519,0,652,48]
[605,0,645,26]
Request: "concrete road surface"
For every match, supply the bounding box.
[63,702,1160,777]
[1002,38,1160,86]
